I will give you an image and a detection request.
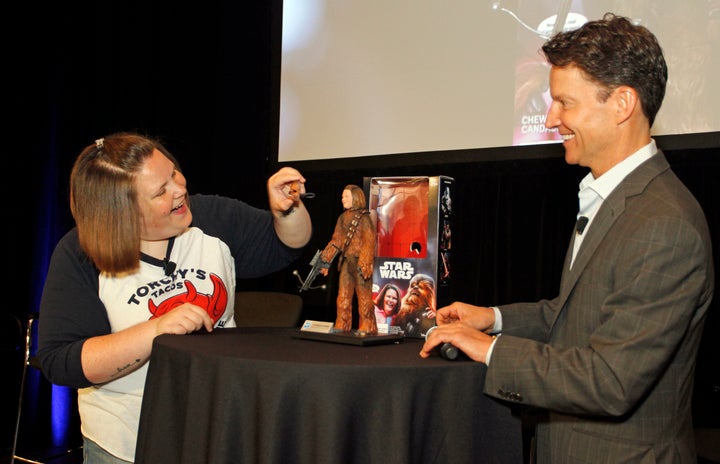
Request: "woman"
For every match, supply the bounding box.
[373,283,401,326]
[37,132,312,463]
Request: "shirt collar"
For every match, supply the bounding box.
[579,139,657,201]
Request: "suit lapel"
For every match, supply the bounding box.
[554,151,671,322]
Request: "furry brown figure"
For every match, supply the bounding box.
[394,273,436,337]
[320,185,377,334]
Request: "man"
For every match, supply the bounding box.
[421,13,714,463]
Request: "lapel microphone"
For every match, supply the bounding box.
[576,216,589,235]
[163,237,177,275]
[163,259,177,276]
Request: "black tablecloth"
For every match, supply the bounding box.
[135,327,522,464]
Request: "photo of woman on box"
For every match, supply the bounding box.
[373,282,402,326]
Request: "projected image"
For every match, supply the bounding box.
[279,0,720,163]
[506,1,592,145]
[508,0,720,145]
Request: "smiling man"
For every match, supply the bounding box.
[421,13,714,463]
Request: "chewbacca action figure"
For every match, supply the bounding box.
[320,185,378,334]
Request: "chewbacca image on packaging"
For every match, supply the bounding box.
[393,273,436,337]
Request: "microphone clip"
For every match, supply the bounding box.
[163,259,177,276]
[576,216,589,235]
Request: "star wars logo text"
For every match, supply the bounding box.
[378,261,415,280]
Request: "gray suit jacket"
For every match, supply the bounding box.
[484,151,714,464]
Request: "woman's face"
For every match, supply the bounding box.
[341,189,354,209]
[136,149,192,241]
[383,288,399,313]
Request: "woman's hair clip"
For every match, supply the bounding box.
[95,138,104,148]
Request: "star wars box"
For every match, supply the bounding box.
[364,176,454,338]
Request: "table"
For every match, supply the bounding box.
[135,328,523,464]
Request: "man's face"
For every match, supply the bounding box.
[544,65,617,176]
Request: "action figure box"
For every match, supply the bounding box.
[364,176,454,338]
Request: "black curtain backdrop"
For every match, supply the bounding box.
[4,0,719,456]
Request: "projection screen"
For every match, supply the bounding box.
[278,0,720,165]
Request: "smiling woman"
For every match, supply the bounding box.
[35,132,312,463]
